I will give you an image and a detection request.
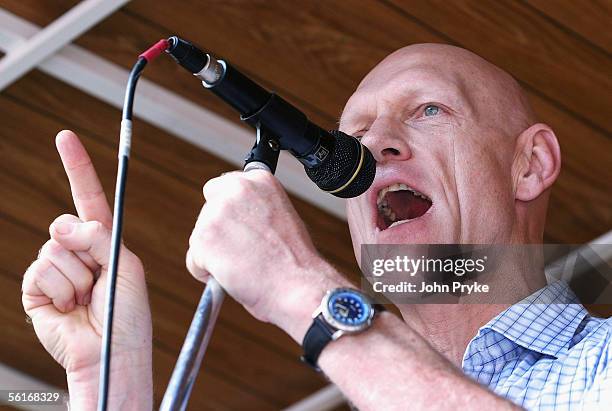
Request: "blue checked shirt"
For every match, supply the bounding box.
[462,281,612,410]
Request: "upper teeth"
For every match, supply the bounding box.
[376,183,429,208]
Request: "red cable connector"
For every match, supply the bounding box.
[139,39,170,62]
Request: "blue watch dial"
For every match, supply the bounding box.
[327,290,371,326]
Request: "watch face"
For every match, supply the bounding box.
[324,289,373,331]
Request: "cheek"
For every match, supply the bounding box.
[454,159,516,240]
[346,199,366,258]
[345,200,361,238]
[456,159,511,208]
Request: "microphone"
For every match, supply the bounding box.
[165,36,375,198]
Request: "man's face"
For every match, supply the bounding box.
[340,46,522,258]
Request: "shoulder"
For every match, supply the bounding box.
[592,315,612,343]
[580,315,612,345]
[575,315,612,370]
[602,316,612,352]
[578,316,612,407]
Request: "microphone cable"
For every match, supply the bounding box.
[97,39,169,411]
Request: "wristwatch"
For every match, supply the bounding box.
[301,287,384,371]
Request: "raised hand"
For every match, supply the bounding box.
[21,130,152,409]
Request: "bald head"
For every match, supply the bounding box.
[341,43,561,251]
[356,44,537,139]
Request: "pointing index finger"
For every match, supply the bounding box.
[55,130,113,228]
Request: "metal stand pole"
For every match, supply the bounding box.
[159,279,224,411]
[160,125,279,410]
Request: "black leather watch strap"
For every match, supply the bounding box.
[301,314,335,371]
[301,304,385,371]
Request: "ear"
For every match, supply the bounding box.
[513,123,561,201]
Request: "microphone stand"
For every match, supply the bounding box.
[101,36,371,410]
[160,124,280,411]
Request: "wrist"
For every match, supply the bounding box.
[66,350,153,410]
[276,258,351,343]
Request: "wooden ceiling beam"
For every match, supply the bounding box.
[0,0,129,91]
[0,8,347,220]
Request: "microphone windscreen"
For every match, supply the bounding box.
[305,130,376,198]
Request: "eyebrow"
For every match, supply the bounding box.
[340,64,475,131]
[338,107,367,134]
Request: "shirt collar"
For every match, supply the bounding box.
[480,281,588,358]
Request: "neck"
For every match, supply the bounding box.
[397,303,507,365]
[397,250,547,366]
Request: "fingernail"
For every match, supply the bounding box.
[53,222,74,235]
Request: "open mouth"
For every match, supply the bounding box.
[376,183,433,230]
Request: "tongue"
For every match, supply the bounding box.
[386,190,431,221]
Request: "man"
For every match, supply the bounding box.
[22,44,611,410]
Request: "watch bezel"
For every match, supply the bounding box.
[318,287,375,333]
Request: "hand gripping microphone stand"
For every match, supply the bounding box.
[159,125,280,411]
[99,36,375,411]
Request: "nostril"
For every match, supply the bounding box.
[381,147,401,156]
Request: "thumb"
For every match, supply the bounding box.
[50,213,99,271]
[50,220,144,288]
[50,220,115,268]
[186,248,211,283]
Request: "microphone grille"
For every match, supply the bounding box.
[305,130,376,198]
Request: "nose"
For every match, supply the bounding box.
[361,118,412,163]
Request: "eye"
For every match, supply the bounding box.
[423,104,441,117]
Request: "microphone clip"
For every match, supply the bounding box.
[244,123,280,174]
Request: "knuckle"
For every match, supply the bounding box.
[202,181,212,198]
[203,175,226,198]
[52,213,81,225]
[197,206,223,231]
[92,220,104,233]
[223,180,249,203]
[202,177,216,192]
[23,260,39,279]
[193,223,215,246]
[187,256,208,283]
[186,249,197,269]
[38,240,51,257]
[186,257,197,274]
[233,178,253,195]
[44,239,65,257]
[206,203,224,221]
[76,274,94,290]
[188,231,200,248]
[39,239,58,258]
[85,220,106,238]
[23,260,37,278]
[188,236,208,261]
[31,258,52,281]
[186,248,195,262]
[193,271,209,283]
